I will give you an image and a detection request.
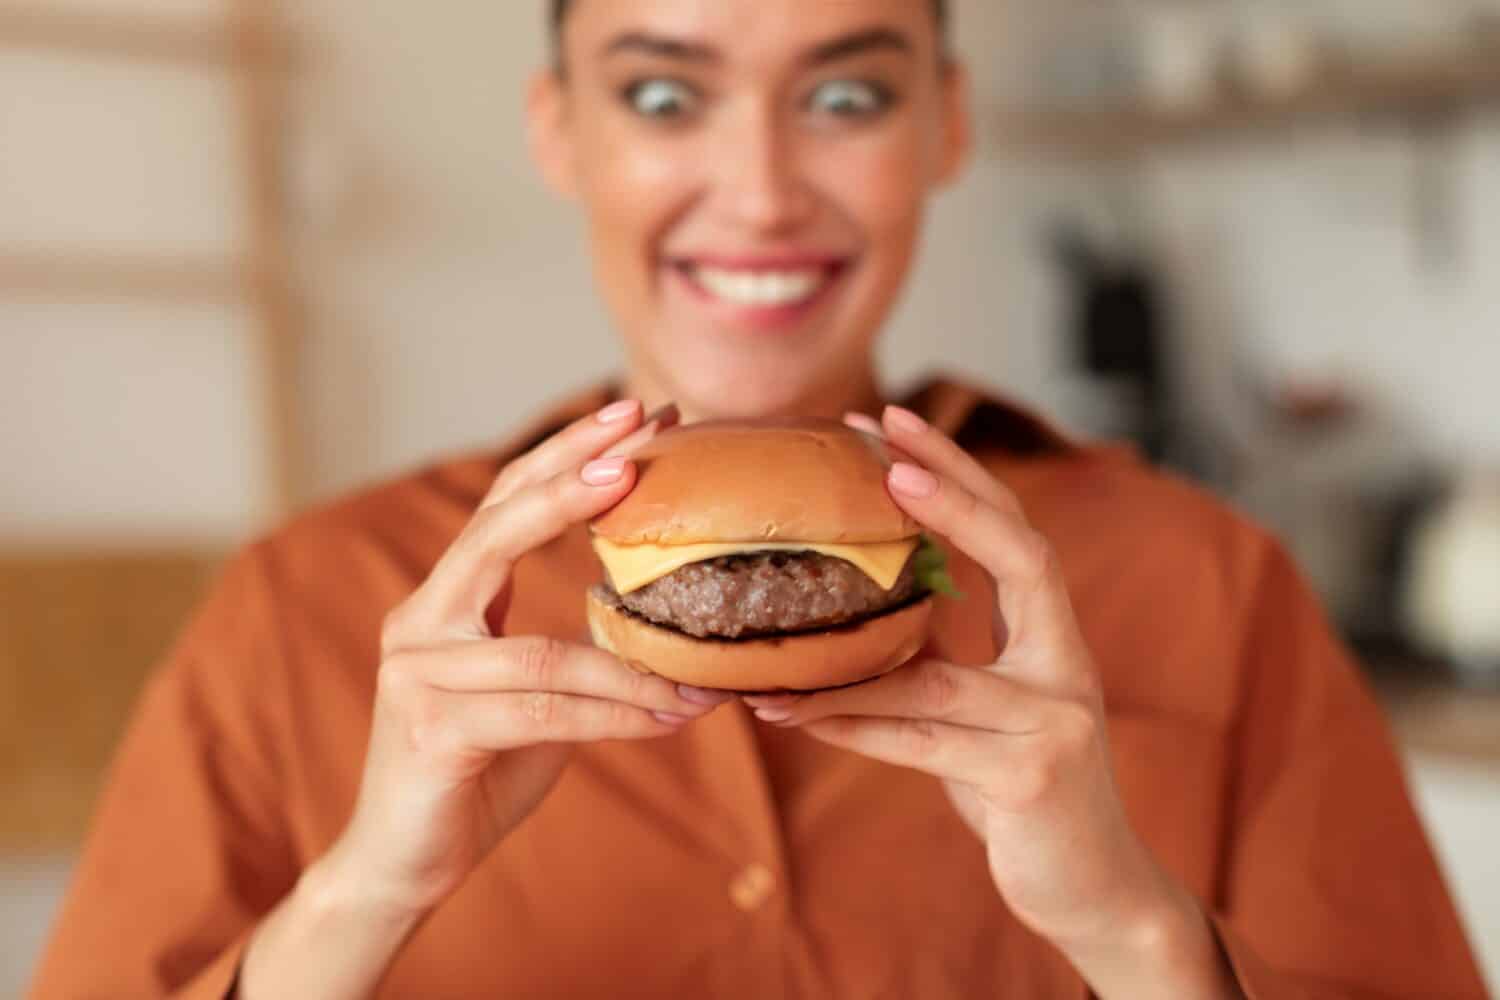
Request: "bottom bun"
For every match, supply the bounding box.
[586,589,933,692]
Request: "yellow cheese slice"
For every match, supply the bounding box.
[592,536,919,595]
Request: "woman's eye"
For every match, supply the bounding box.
[623,78,698,119]
[807,79,891,118]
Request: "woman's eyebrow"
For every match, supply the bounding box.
[598,26,913,66]
[601,32,719,63]
[803,27,913,66]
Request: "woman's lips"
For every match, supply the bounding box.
[669,257,850,331]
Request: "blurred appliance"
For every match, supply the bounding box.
[1050,221,1235,489]
[1404,472,1500,685]
[1051,223,1170,462]
[1049,220,1242,489]
[1227,379,1443,652]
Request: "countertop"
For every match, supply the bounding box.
[1369,658,1500,767]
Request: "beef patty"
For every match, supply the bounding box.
[596,550,920,640]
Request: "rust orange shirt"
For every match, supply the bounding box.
[31,378,1486,998]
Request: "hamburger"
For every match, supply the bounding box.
[585,417,959,692]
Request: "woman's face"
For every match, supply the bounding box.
[530,0,969,418]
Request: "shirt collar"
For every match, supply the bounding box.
[897,375,1075,458]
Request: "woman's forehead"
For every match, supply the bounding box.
[556,0,945,63]
[556,0,946,28]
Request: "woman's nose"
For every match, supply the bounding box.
[710,104,815,234]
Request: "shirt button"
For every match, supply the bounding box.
[728,863,776,912]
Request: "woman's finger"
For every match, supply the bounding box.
[483,398,646,508]
[600,402,680,459]
[799,715,1017,789]
[885,462,1089,690]
[881,405,1025,518]
[413,688,687,753]
[394,637,730,716]
[743,659,1048,732]
[888,462,1053,600]
[387,459,638,648]
[842,411,918,466]
[843,411,885,438]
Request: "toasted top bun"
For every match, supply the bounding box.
[590,418,921,546]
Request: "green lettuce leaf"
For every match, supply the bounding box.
[912,535,964,599]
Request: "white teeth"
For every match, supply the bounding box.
[694,266,826,307]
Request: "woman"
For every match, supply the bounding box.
[32,1,1485,997]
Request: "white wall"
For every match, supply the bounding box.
[0,857,71,998]
[0,37,267,545]
[1137,120,1500,469]
[1407,754,1500,991]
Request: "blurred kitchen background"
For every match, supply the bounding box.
[3,0,1500,992]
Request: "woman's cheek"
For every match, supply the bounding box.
[579,129,702,315]
[814,126,926,236]
[808,130,927,309]
[586,129,701,226]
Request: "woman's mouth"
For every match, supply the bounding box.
[693,265,827,307]
[670,257,850,330]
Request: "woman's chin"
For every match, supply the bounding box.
[682,379,814,420]
[663,358,836,420]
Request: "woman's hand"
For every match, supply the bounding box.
[338,399,731,909]
[744,407,1240,1000]
[240,400,730,999]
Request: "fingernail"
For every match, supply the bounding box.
[889,462,938,498]
[844,412,885,438]
[754,707,794,723]
[646,402,681,429]
[581,456,628,486]
[742,692,800,707]
[884,405,928,435]
[653,711,691,725]
[677,684,732,706]
[597,399,641,424]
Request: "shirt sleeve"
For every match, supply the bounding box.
[1210,540,1488,999]
[28,545,298,999]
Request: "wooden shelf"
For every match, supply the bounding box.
[1378,676,1500,767]
[231,0,306,516]
[0,6,295,68]
[1000,48,1500,159]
